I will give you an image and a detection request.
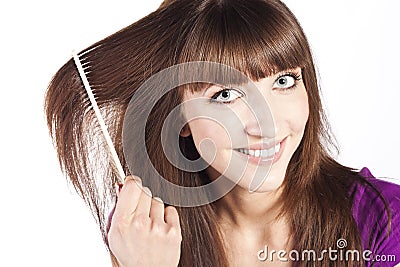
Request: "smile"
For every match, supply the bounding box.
[234,137,286,165]
[236,143,280,158]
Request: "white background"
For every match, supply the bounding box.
[0,0,399,266]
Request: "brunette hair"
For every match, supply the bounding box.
[45,0,391,266]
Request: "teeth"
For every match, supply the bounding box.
[237,143,281,158]
[261,149,270,157]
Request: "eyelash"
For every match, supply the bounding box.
[209,88,244,105]
[274,72,302,91]
[209,71,302,104]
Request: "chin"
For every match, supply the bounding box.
[248,150,293,193]
[232,166,287,193]
[250,175,285,193]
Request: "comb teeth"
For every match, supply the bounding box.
[72,50,126,184]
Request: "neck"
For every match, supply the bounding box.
[207,167,291,247]
[214,181,285,236]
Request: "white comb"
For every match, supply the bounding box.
[72,50,125,184]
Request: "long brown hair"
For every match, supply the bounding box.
[45,0,391,266]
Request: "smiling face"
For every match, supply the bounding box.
[180,67,309,192]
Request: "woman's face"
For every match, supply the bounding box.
[181,67,309,192]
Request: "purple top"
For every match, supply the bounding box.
[352,167,400,266]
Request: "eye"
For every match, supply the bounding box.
[273,73,301,90]
[210,88,244,104]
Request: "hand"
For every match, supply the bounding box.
[108,176,182,267]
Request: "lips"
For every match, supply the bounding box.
[234,137,287,164]
[236,143,280,158]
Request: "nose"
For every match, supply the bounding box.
[243,101,275,139]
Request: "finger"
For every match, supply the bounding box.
[134,186,153,217]
[164,206,181,228]
[112,176,143,221]
[149,197,165,223]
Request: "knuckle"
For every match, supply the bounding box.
[106,229,114,243]
[112,215,131,231]
[168,226,182,242]
[107,226,126,251]
[107,229,118,248]
[175,232,183,243]
[150,221,165,234]
[132,213,151,230]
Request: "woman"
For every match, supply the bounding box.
[44,0,400,266]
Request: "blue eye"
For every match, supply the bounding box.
[273,73,301,90]
[210,88,244,104]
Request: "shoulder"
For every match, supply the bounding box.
[353,167,400,207]
[351,167,400,266]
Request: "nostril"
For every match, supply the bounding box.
[244,123,263,136]
[244,122,276,139]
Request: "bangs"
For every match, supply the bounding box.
[176,0,309,92]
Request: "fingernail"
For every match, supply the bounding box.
[143,187,152,197]
[132,177,142,189]
[133,176,142,183]
[154,197,163,203]
[124,175,142,186]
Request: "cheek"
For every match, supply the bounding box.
[296,95,309,131]
[282,90,309,134]
[187,118,231,157]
